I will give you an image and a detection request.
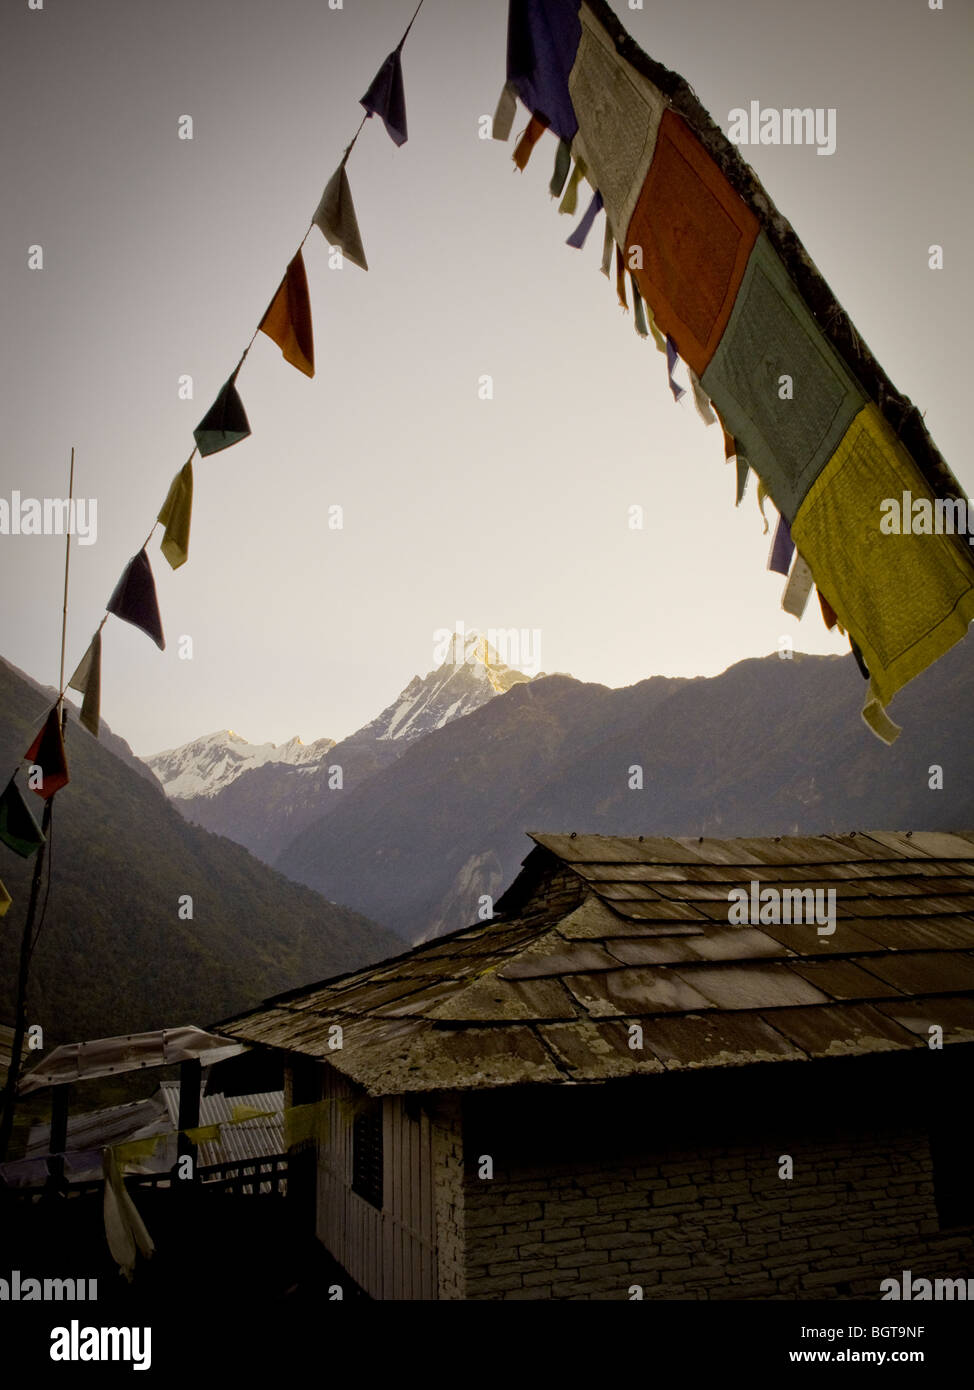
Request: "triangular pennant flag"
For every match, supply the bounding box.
[193,372,251,457]
[68,630,101,738]
[231,1104,275,1124]
[492,80,517,141]
[360,48,408,146]
[512,114,547,171]
[768,515,795,576]
[0,878,10,917]
[114,1135,164,1164]
[565,190,603,249]
[285,1100,323,1147]
[184,1124,222,1145]
[157,460,194,570]
[0,777,46,858]
[665,336,685,402]
[259,250,315,378]
[549,137,572,198]
[313,160,368,271]
[107,548,165,651]
[24,708,69,800]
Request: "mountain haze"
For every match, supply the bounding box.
[154,630,534,862]
[275,643,974,943]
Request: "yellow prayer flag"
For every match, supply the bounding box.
[284,1100,323,1147]
[230,1104,275,1124]
[68,631,101,738]
[184,1124,221,1145]
[157,459,194,570]
[792,404,974,742]
[114,1134,163,1164]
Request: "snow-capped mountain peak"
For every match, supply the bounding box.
[143,728,335,800]
[359,629,532,744]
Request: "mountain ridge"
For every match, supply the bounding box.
[0,655,400,1045]
[273,644,974,943]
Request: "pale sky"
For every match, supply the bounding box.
[1,0,970,754]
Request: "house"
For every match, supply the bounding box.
[218,831,974,1300]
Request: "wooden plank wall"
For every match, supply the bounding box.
[318,1069,437,1299]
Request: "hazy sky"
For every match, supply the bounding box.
[1,0,970,755]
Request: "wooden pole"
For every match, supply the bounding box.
[176,1058,201,1187]
[0,798,52,1162]
[0,450,75,1164]
[59,447,75,701]
[47,1082,70,1190]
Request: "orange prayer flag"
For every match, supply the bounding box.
[259,250,314,378]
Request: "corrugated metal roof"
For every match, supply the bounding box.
[157,1083,284,1168]
[217,832,974,1094]
[22,1087,284,1181]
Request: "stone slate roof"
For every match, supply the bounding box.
[217,831,974,1095]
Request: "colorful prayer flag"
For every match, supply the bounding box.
[565,189,602,248]
[513,114,548,171]
[193,372,251,457]
[507,0,582,143]
[627,110,759,378]
[107,548,165,651]
[360,47,408,146]
[259,250,315,378]
[665,336,685,403]
[68,631,101,738]
[157,460,193,570]
[0,879,11,917]
[701,233,866,523]
[768,515,795,576]
[314,159,368,271]
[781,553,814,619]
[0,777,46,858]
[567,4,664,246]
[492,80,518,141]
[24,708,69,800]
[792,404,974,741]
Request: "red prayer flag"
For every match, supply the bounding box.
[24,708,69,800]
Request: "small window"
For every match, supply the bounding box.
[352,1099,383,1209]
[930,1125,973,1230]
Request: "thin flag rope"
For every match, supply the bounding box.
[38,0,426,752]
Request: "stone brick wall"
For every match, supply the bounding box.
[430,1098,466,1300]
[461,1130,974,1300]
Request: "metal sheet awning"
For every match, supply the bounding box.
[18,1025,247,1095]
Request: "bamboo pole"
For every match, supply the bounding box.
[0,450,75,1164]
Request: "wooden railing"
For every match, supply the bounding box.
[9,1154,289,1201]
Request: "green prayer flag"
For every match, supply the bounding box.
[0,776,46,858]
